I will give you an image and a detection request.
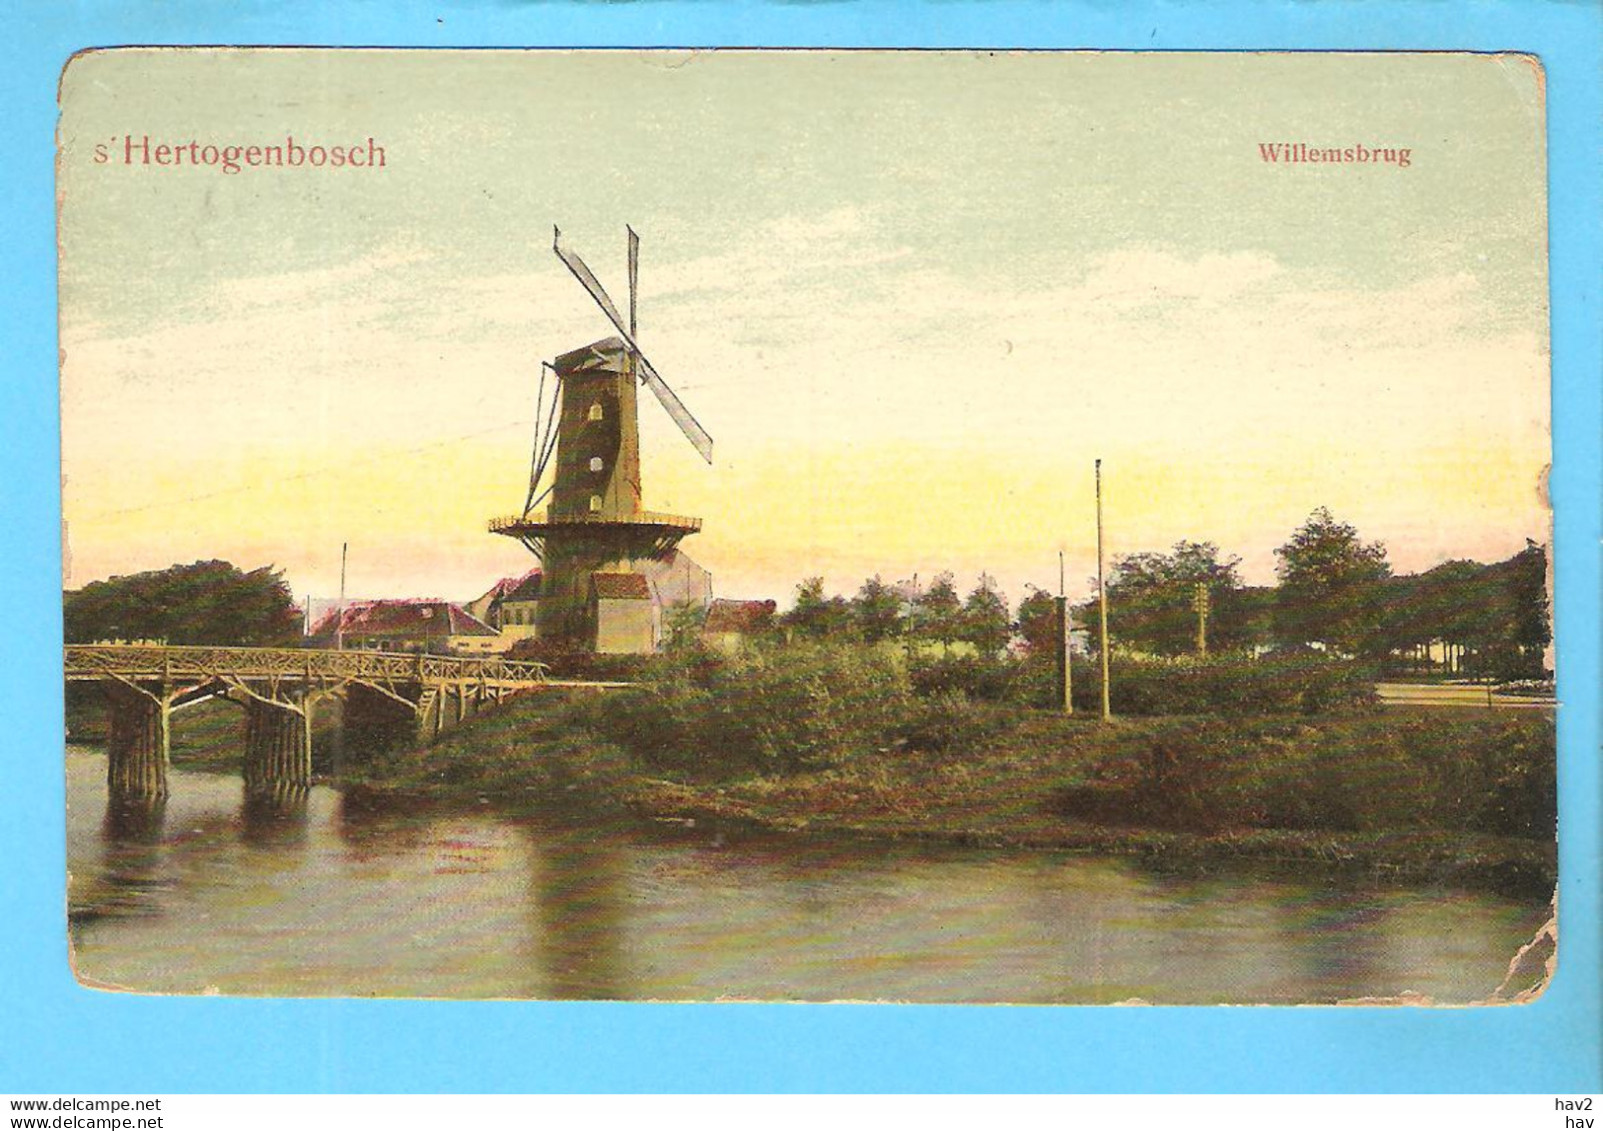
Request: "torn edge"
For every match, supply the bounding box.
[1488,892,1558,1004]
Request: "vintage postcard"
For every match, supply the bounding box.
[57,49,1554,1004]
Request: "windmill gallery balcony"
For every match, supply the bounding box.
[488,509,702,537]
[489,508,703,564]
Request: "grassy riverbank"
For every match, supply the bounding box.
[68,645,1556,894]
[344,680,1553,895]
[622,712,1554,895]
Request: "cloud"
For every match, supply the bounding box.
[59,213,1547,602]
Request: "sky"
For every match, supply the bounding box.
[57,49,1550,610]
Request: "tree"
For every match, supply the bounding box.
[783,576,854,640]
[1502,541,1552,678]
[63,560,303,646]
[1234,586,1278,654]
[852,574,904,644]
[959,574,1011,656]
[912,571,962,652]
[1274,508,1391,655]
[1392,560,1485,673]
[1015,586,1061,658]
[662,599,708,652]
[1383,544,1551,679]
[1077,541,1247,657]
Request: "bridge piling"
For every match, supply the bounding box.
[68,645,551,799]
[104,680,169,801]
[243,695,312,792]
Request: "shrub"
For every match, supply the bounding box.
[901,689,1015,754]
[908,653,1019,702]
[1479,714,1558,838]
[906,651,1376,716]
[590,641,912,779]
[350,692,635,801]
[506,638,653,682]
[1068,654,1377,716]
[1063,712,1555,840]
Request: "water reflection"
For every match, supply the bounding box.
[333,789,437,858]
[523,819,631,1000]
[242,785,310,847]
[64,750,1551,1003]
[103,796,166,844]
[1276,888,1390,995]
[74,798,173,932]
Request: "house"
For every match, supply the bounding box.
[466,569,543,642]
[701,598,777,654]
[309,600,505,655]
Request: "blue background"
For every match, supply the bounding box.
[3,1,1598,1094]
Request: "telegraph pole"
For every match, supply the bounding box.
[1057,550,1073,714]
[1096,460,1111,721]
[1193,582,1210,657]
[335,541,348,652]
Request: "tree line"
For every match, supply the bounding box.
[65,508,1550,682]
[775,508,1550,681]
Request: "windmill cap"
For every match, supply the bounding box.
[554,337,629,376]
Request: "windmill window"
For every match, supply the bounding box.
[589,457,605,473]
[588,402,604,422]
[589,494,603,513]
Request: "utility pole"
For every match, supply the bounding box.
[1096,459,1111,721]
[336,541,348,652]
[1193,582,1210,657]
[1057,550,1073,714]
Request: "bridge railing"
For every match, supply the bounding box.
[64,644,550,685]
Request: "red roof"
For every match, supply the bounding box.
[591,572,651,600]
[501,571,543,602]
[308,606,356,638]
[703,599,777,634]
[315,600,498,639]
[480,568,541,603]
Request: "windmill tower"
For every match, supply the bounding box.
[490,227,713,653]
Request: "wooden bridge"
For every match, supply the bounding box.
[65,644,551,801]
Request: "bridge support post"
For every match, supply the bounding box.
[104,680,169,801]
[243,695,312,792]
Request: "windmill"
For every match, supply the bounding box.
[489,226,713,652]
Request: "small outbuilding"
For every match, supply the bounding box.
[591,572,654,655]
[700,598,778,654]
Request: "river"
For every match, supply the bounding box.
[65,748,1548,1004]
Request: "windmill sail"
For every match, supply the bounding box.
[628,225,639,339]
[553,226,715,463]
[637,357,715,463]
[554,227,628,331]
